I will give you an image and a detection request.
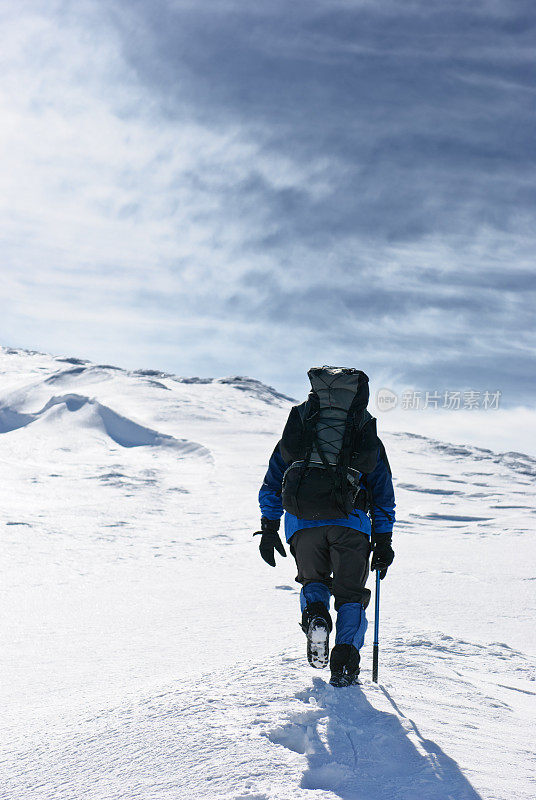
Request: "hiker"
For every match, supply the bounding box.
[255,367,395,686]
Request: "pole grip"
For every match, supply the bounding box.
[372,644,379,683]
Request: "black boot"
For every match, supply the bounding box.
[329,643,360,687]
[301,601,333,669]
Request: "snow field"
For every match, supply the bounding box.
[0,347,534,800]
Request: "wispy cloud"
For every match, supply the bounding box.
[0,0,534,402]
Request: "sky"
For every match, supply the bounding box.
[1,0,535,404]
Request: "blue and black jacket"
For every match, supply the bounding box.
[259,405,395,542]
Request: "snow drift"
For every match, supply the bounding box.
[0,392,210,455]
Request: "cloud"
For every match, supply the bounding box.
[0,0,534,404]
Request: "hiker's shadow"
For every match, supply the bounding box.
[268,677,483,800]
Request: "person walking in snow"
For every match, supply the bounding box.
[255,366,395,686]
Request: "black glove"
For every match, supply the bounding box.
[371,533,394,580]
[253,517,287,567]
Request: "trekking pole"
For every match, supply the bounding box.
[372,569,381,683]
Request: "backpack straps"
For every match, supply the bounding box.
[311,424,349,518]
[294,394,319,517]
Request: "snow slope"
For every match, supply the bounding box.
[0,346,534,800]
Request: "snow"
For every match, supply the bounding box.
[0,346,534,800]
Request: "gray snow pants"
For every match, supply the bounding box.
[289,525,372,611]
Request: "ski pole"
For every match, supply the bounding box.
[372,569,381,683]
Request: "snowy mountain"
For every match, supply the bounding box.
[1,346,534,800]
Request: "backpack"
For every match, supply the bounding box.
[280,366,378,520]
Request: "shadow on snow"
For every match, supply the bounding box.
[268,677,483,800]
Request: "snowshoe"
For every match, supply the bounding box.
[301,602,332,669]
[329,643,360,687]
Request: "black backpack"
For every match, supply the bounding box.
[280,366,378,520]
